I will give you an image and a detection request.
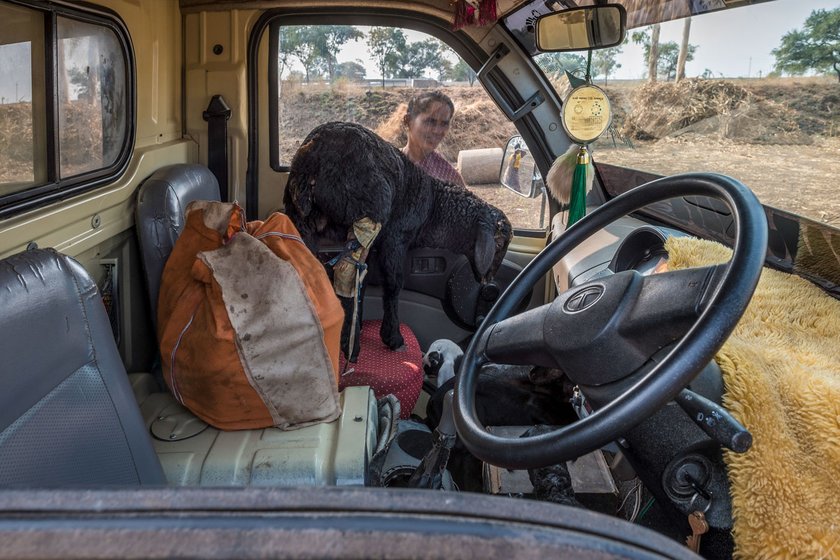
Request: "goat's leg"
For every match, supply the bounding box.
[377,243,406,351]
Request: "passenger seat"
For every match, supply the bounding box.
[136,164,423,418]
[129,164,391,486]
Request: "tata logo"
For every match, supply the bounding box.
[564,285,604,313]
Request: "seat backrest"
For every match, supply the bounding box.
[136,164,221,324]
[0,249,166,487]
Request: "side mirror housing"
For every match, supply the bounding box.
[535,4,626,52]
[499,136,541,199]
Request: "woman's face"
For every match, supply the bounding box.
[406,101,453,157]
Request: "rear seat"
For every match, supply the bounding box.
[0,249,165,487]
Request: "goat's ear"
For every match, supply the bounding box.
[474,222,496,280]
[285,176,313,217]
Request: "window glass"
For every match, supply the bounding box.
[58,16,127,178]
[274,24,545,230]
[0,1,130,215]
[535,1,840,228]
[0,3,46,193]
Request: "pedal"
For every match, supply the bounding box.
[482,426,618,496]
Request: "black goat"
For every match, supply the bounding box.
[284,122,512,357]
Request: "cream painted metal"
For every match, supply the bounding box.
[132,374,378,487]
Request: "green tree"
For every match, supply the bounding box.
[68,66,94,100]
[335,61,367,82]
[537,52,587,80]
[277,46,294,80]
[592,43,624,86]
[281,26,323,83]
[632,27,696,81]
[320,26,364,82]
[451,58,477,85]
[772,8,840,82]
[632,24,661,82]
[279,25,362,83]
[437,57,455,82]
[398,38,445,78]
[658,42,696,80]
[676,17,692,82]
[367,27,407,87]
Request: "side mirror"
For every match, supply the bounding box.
[535,4,626,52]
[499,136,540,198]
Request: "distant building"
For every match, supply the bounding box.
[365,78,441,88]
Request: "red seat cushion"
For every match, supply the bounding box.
[339,320,423,419]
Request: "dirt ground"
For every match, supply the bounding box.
[595,136,840,227]
[467,134,840,231]
[593,78,840,227]
[273,78,840,230]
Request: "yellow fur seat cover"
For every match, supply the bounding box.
[665,236,840,559]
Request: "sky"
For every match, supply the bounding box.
[2,0,837,103]
[332,0,839,81]
[610,0,840,80]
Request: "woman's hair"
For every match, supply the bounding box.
[376,90,455,146]
[406,90,455,122]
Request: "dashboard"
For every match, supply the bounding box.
[551,215,684,291]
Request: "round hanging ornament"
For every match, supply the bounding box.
[561,84,612,145]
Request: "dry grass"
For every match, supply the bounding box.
[620,79,807,144]
[3,78,837,227]
[0,100,104,184]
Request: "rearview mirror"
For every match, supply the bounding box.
[535,5,626,52]
[499,137,541,199]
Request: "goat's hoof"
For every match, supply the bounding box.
[383,335,405,351]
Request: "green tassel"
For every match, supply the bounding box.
[568,146,589,226]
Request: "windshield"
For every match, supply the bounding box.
[513,0,840,228]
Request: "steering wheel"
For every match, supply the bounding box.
[453,173,768,469]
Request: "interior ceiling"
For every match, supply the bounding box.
[178,0,530,19]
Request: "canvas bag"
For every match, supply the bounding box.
[157,200,344,430]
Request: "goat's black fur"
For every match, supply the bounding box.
[284,122,512,355]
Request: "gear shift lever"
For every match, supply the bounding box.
[407,390,456,489]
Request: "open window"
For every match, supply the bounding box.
[264,16,547,230]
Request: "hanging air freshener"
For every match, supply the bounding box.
[546,83,612,228]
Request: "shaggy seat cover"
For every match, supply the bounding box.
[665,236,840,560]
[340,320,423,419]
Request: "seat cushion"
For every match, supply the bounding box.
[339,321,423,419]
[0,249,165,487]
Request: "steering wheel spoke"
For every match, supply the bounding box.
[482,304,556,368]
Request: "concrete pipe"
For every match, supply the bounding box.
[457,148,504,185]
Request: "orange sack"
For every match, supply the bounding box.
[157,200,344,430]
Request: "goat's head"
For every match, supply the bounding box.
[472,206,512,284]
